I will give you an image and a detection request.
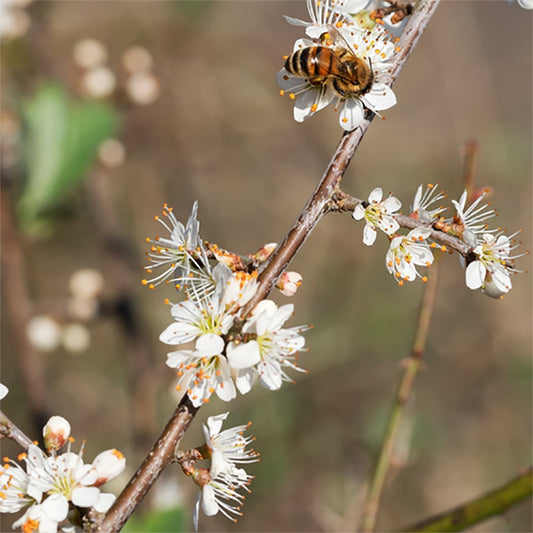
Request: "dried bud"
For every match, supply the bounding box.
[276,271,302,296]
[92,449,126,486]
[43,416,71,452]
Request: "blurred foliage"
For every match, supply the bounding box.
[122,507,185,533]
[18,83,117,233]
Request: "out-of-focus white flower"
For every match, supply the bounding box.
[465,231,522,298]
[227,300,309,394]
[450,189,496,247]
[353,187,401,245]
[61,324,91,354]
[126,71,160,105]
[517,0,533,9]
[69,269,104,301]
[122,46,154,74]
[386,227,434,284]
[98,138,126,168]
[43,416,71,452]
[72,39,108,69]
[410,184,447,223]
[80,66,116,99]
[276,271,303,296]
[27,315,62,352]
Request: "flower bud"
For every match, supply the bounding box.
[251,243,277,262]
[43,416,71,452]
[92,449,126,486]
[276,271,302,296]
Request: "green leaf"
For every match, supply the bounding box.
[18,83,117,228]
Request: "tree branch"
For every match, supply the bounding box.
[0,409,34,450]
[402,467,533,532]
[242,0,442,318]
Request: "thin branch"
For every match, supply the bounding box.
[0,409,34,450]
[402,466,533,532]
[96,396,198,533]
[0,184,50,432]
[242,0,442,318]
[359,259,440,532]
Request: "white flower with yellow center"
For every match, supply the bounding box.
[227,300,309,393]
[386,227,434,284]
[353,187,401,245]
[465,231,522,298]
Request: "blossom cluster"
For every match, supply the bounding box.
[277,0,400,131]
[0,416,125,533]
[179,412,259,530]
[352,185,524,298]
[144,204,310,408]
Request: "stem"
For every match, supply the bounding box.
[0,184,50,432]
[242,0,442,318]
[96,396,198,533]
[402,467,533,532]
[0,409,34,450]
[360,261,440,532]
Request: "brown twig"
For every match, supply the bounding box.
[95,2,441,530]
[0,184,50,432]
[0,409,34,450]
[96,395,198,533]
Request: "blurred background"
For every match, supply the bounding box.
[1,1,531,532]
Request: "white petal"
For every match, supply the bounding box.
[339,98,364,131]
[195,333,224,356]
[159,322,197,345]
[368,187,383,203]
[71,486,100,508]
[165,350,194,368]
[382,196,402,213]
[226,341,261,369]
[205,413,229,438]
[352,204,365,220]
[193,492,201,531]
[41,493,69,522]
[93,492,116,513]
[283,15,310,27]
[363,84,397,111]
[465,261,485,289]
[235,368,256,395]
[258,361,283,390]
[201,485,219,516]
[215,378,237,403]
[267,304,294,332]
[362,224,377,246]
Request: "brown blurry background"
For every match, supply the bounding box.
[1,1,531,532]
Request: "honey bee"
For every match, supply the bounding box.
[284,45,374,98]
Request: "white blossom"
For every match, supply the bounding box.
[353,187,401,245]
[386,227,434,284]
[465,231,522,298]
[410,184,447,223]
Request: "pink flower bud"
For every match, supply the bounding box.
[276,271,302,296]
[43,416,71,452]
[92,449,126,486]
